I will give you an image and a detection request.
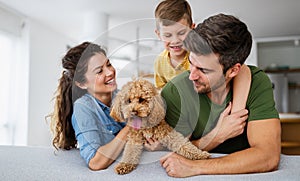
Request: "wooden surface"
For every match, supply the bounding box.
[280,116,300,155]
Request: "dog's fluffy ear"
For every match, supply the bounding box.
[148,95,166,125]
[110,93,124,122]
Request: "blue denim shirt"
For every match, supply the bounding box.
[71,93,125,165]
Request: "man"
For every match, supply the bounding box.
[160,13,281,177]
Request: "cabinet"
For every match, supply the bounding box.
[280,114,300,155]
[265,68,300,113]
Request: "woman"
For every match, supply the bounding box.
[49,42,129,170]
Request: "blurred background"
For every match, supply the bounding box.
[0,0,300,151]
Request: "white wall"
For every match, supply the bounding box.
[26,16,158,147]
[27,19,75,146]
[245,39,257,66]
[257,40,300,70]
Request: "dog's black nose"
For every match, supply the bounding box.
[139,98,145,103]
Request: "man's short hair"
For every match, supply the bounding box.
[183,13,252,72]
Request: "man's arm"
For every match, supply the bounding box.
[160,118,281,177]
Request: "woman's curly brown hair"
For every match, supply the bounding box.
[48,42,106,150]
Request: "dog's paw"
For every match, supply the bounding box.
[194,150,210,160]
[175,143,211,160]
[114,162,137,175]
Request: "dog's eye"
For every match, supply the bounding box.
[127,99,131,104]
[139,98,145,103]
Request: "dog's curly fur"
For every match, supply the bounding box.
[110,79,210,175]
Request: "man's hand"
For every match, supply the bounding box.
[160,152,198,178]
[144,137,165,151]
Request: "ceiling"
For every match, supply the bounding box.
[1,0,300,42]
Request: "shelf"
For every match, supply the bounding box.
[280,114,300,118]
[281,141,300,148]
[264,68,300,73]
[289,84,300,89]
[279,114,300,124]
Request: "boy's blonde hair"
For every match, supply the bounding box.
[155,0,193,29]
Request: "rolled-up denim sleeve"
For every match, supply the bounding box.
[72,101,115,165]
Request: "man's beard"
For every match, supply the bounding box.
[194,76,226,94]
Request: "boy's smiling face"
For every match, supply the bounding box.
[156,18,192,57]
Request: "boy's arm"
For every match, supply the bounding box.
[231,64,251,113]
[191,103,248,151]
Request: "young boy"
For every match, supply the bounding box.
[154,0,194,89]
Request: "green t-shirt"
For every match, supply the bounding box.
[161,65,279,153]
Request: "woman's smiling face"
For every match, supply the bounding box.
[82,52,117,98]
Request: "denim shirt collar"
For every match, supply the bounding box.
[95,98,110,111]
[88,89,119,111]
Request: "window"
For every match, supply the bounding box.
[0,6,28,145]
